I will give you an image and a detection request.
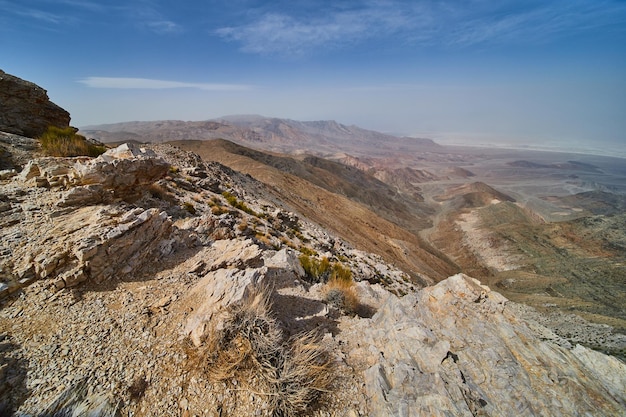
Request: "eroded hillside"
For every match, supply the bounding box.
[1,70,625,416]
[1,138,624,416]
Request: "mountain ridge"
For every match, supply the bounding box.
[80,116,441,156]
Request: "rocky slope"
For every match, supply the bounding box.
[170,139,458,284]
[0,137,624,416]
[1,71,625,416]
[0,70,70,138]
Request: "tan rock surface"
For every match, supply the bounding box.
[340,274,626,416]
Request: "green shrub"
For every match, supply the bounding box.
[222,191,257,216]
[299,255,331,282]
[299,246,317,257]
[330,262,352,283]
[182,201,196,215]
[39,126,106,157]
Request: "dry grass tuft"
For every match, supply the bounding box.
[39,126,107,157]
[198,287,333,416]
[270,332,333,415]
[323,278,359,314]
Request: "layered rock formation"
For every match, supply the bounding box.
[341,274,626,416]
[0,143,171,296]
[0,70,70,138]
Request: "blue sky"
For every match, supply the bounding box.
[1,0,625,153]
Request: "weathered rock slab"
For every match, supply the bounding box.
[342,274,626,416]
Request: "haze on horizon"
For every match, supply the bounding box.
[1,1,625,155]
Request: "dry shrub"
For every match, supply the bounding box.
[39,126,106,157]
[204,290,282,382]
[323,278,359,314]
[210,205,229,216]
[200,287,332,416]
[271,332,333,416]
[237,219,249,232]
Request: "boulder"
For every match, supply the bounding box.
[72,143,169,197]
[183,242,308,346]
[0,69,71,138]
[342,274,626,416]
[185,267,266,347]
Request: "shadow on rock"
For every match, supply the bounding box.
[272,293,339,338]
[0,334,30,416]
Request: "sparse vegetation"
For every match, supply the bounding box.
[238,219,249,232]
[324,277,359,314]
[322,262,358,313]
[197,288,332,416]
[299,253,353,285]
[38,126,106,157]
[299,255,331,282]
[182,201,196,215]
[299,246,317,257]
[210,205,229,216]
[222,191,257,216]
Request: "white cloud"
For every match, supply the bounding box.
[216,4,413,56]
[78,77,252,91]
[216,0,626,56]
[145,20,181,34]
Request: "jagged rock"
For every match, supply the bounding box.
[205,239,264,271]
[273,209,299,230]
[263,248,305,279]
[183,242,308,346]
[0,69,71,138]
[34,378,120,417]
[1,202,173,293]
[18,157,89,190]
[72,143,169,197]
[185,267,266,346]
[342,274,626,416]
[58,184,105,207]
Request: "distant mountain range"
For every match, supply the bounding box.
[80,115,441,156]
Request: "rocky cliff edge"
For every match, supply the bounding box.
[0,136,623,416]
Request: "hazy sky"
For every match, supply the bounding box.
[1,0,625,152]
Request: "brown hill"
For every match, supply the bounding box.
[169,139,458,283]
[434,181,516,209]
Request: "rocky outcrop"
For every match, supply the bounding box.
[341,274,626,416]
[0,70,70,138]
[0,143,173,296]
[1,135,624,416]
[72,143,169,197]
[183,241,307,346]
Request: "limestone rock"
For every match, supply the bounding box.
[263,248,305,279]
[0,69,71,138]
[183,242,308,346]
[73,143,169,197]
[342,274,626,416]
[185,267,266,346]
